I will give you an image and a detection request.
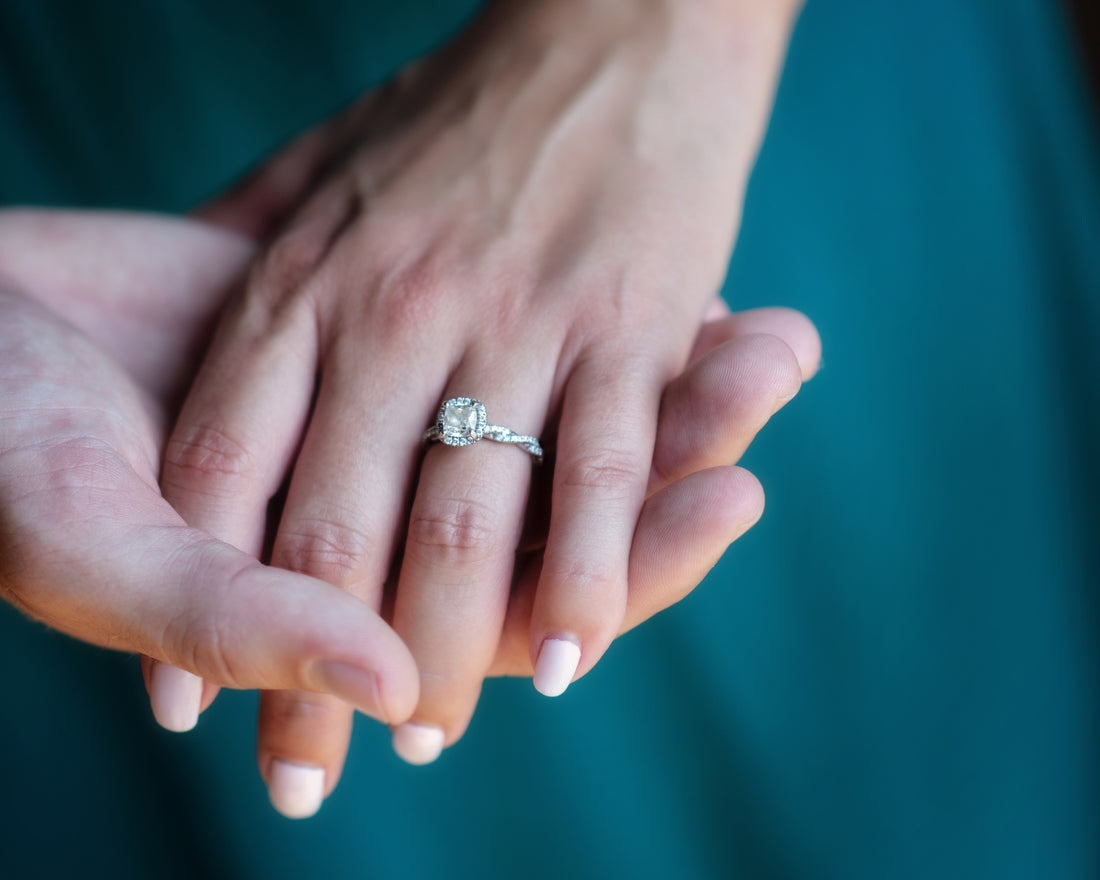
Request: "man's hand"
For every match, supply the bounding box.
[0,210,421,738]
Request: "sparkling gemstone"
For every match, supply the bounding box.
[445,403,477,432]
[439,398,485,444]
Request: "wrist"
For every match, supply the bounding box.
[505,0,803,42]
[483,0,800,92]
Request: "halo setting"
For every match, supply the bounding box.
[437,397,488,446]
[424,397,543,461]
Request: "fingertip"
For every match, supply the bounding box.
[726,465,766,530]
[391,722,445,766]
[355,622,422,725]
[533,637,582,697]
[780,310,822,381]
[741,307,822,381]
[375,664,421,727]
[158,544,419,722]
[307,656,418,727]
[149,662,203,733]
[267,760,326,819]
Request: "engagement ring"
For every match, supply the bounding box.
[423,397,543,462]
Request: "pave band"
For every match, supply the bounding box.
[424,397,543,462]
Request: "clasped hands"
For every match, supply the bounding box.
[0,0,816,818]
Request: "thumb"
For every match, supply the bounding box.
[12,508,420,729]
[137,532,421,727]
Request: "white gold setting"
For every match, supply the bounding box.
[424,397,543,462]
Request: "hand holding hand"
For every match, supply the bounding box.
[0,210,420,736]
[0,209,818,821]
[166,0,805,777]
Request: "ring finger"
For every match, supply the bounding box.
[389,354,550,764]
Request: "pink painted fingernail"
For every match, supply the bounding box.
[534,637,581,697]
[392,722,445,765]
[268,760,325,819]
[149,663,203,732]
[308,660,387,723]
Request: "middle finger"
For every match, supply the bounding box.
[256,341,441,815]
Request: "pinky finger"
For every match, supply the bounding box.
[487,465,763,677]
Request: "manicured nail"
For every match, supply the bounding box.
[392,722,445,765]
[149,663,203,732]
[308,660,386,722]
[268,760,325,819]
[533,638,581,697]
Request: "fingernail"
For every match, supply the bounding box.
[308,660,387,723]
[268,760,325,819]
[534,638,581,697]
[392,722,445,765]
[149,663,203,732]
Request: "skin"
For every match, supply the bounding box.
[0,0,814,815]
[148,0,811,808]
[0,208,818,817]
[0,210,421,723]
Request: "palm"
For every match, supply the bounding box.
[0,210,421,725]
[0,212,250,637]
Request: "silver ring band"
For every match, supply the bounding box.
[423,397,543,462]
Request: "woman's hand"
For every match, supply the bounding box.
[0,210,421,730]
[162,0,807,806]
[0,209,819,825]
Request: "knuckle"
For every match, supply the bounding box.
[406,496,503,566]
[163,424,257,496]
[558,448,643,495]
[543,556,623,598]
[161,556,249,687]
[372,260,446,340]
[256,228,328,293]
[567,271,669,344]
[163,550,327,689]
[276,518,372,585]
[178,617,238,686]
[165,607,240,686]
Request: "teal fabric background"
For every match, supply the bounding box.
[1,1,1097,878]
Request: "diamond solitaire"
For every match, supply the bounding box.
[423,397,544,461]
[438,397,487,446]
